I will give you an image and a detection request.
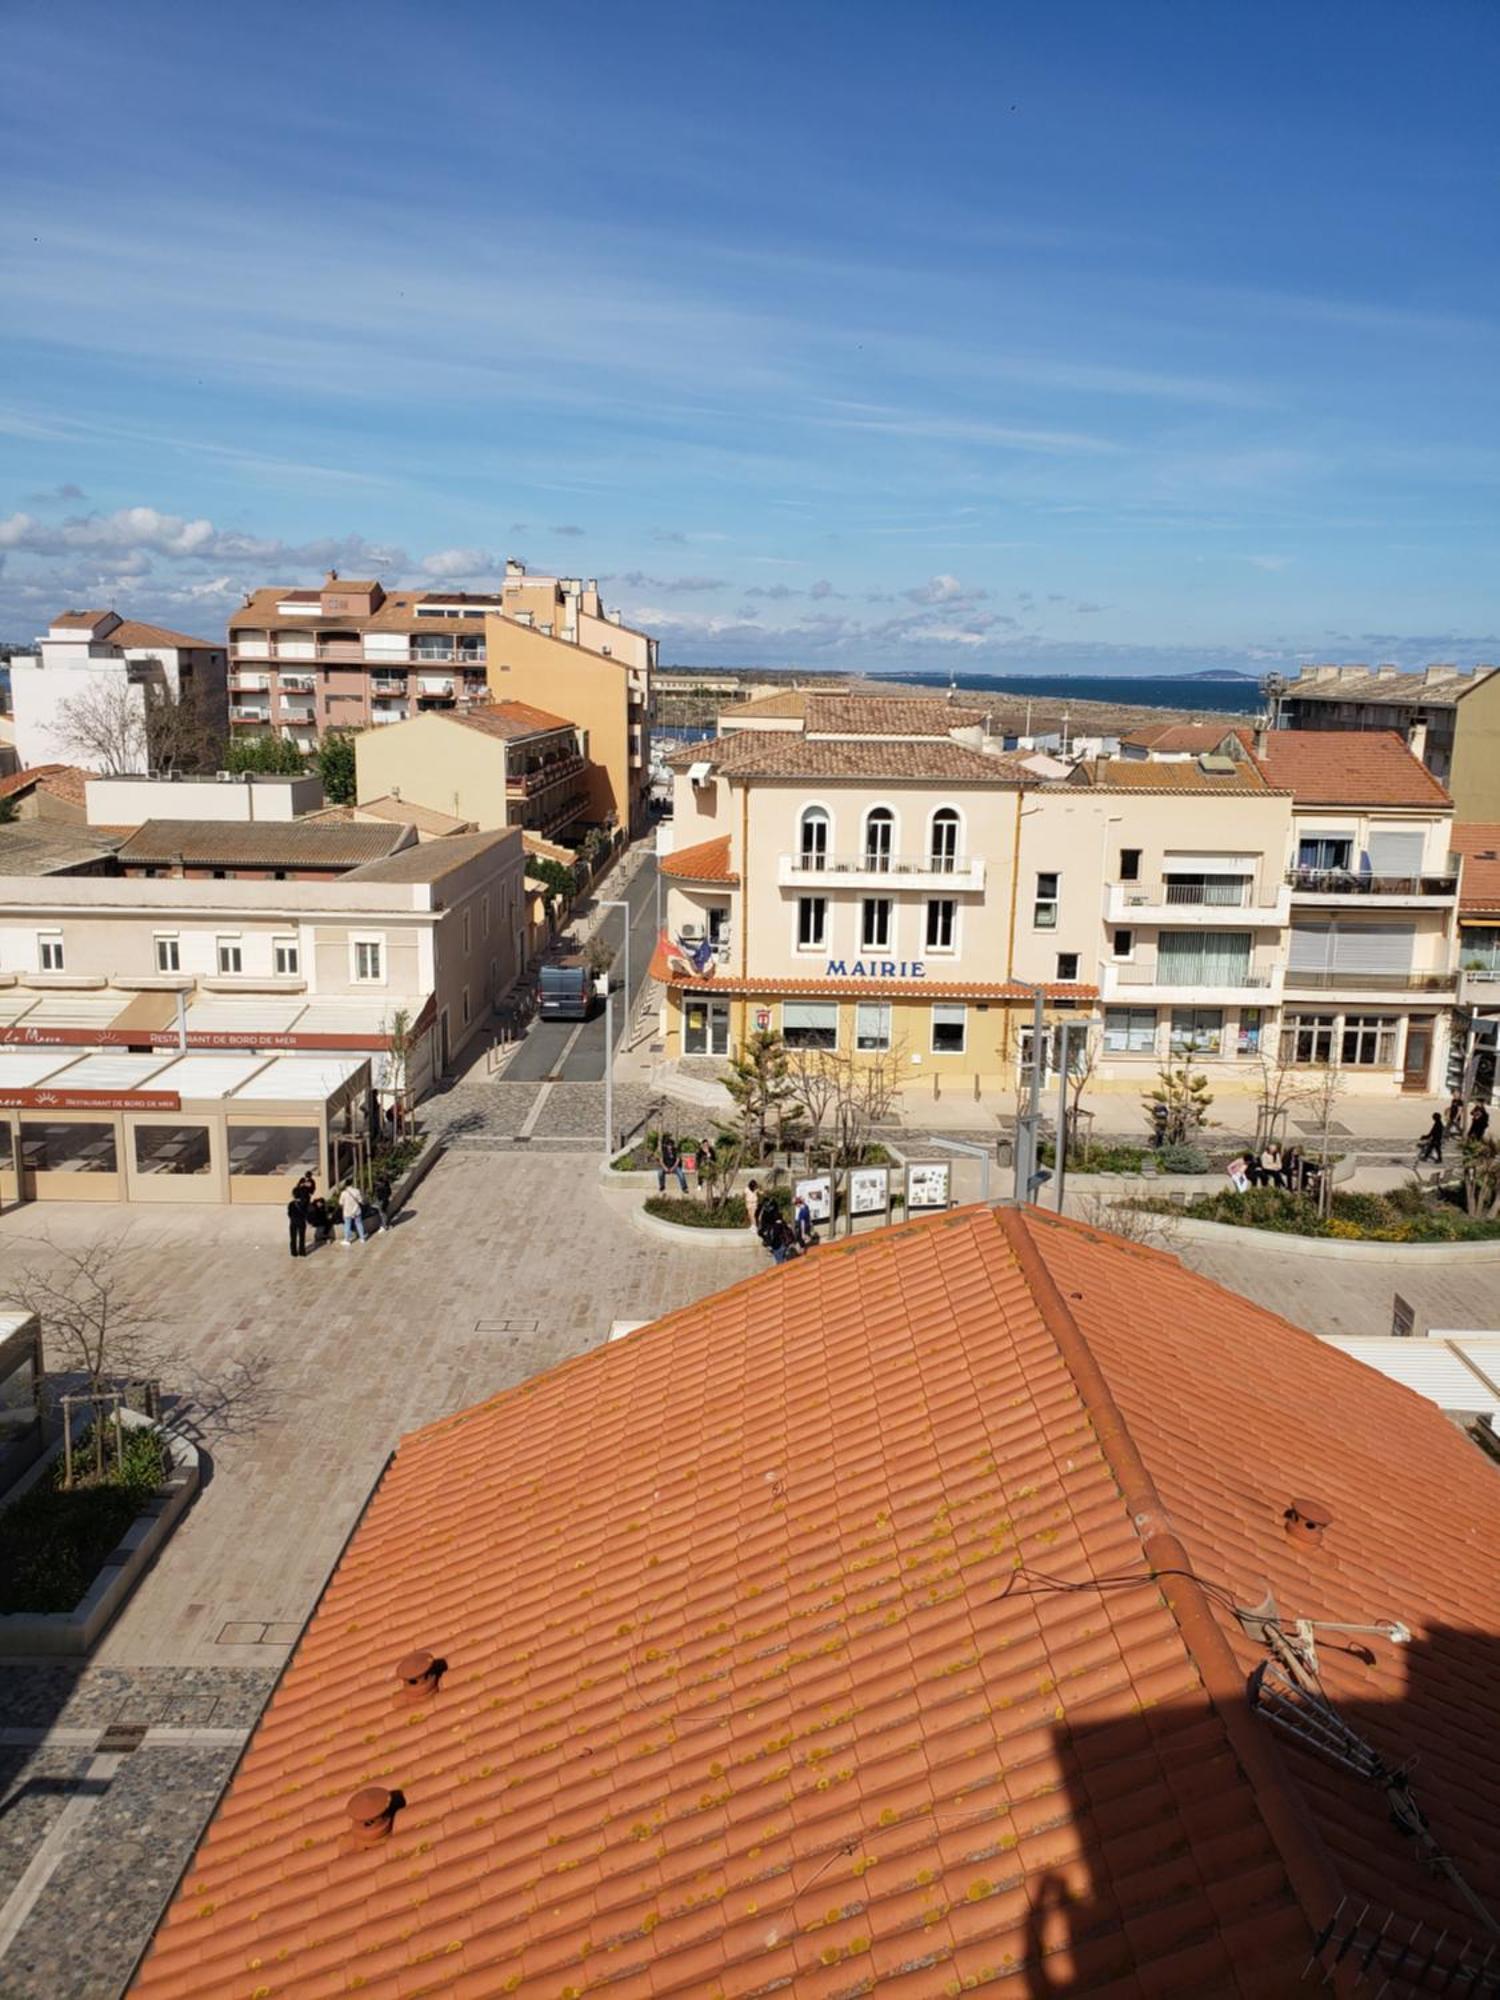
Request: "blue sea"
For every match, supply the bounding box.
[870,672,1261,714]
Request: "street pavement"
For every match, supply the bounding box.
[502,854,660,1084]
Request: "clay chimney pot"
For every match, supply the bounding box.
[1283,1497,1333,1547]
[347,1785,398,1842]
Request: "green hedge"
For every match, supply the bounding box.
[0,1424,169,1615]
[643,1195,749,1229]
[1140,1185,1500,1243]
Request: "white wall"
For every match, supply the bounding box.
[10,652,151,770]
[86,775,324,825]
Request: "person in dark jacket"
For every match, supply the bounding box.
[656,1132,688,1194]
[1447,1094,1467,1135]
[766,1211,799,1264]
[287,1187,309,1259]
[1470,1103,1491,1144]
[1417,1111,1445,1163]
[373,1168,394,1232]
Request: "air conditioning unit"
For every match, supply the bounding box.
[680,924,704,942]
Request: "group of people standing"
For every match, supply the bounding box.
[744,1179,817,1264]
[1419,1099,1491,1164]
[286,1170,394,1258]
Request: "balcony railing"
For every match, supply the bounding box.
[279,705,316,724]
[1283,967,1458,993]
[278,673,316,693]
[1113,963,1278,991]
[230,707,270,724]
[370,706,408,724]
[229,673,270,692]
[416,677,455,698]
[780,849,985,889]
[315,640,365,662]
[371,677,407,695]
[508,755,586,796]
[1287,867,1458,898]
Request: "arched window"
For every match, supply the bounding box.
[799,805,830,867]
[929,807,960,873]
[863,806,895,873]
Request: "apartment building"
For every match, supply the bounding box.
[0,825,525,1206]
[1271,662,1500,818]
[485,561,654,835]
[228,563,654,836]
[10,610,228,771]
[1450,822,1500,1104]
[353,703,590,837]
[657,712,1461,1105]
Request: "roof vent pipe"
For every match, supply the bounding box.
[1283,1497,1332,1548]
[346,1785,404,1844]
[394,1650,446,1703]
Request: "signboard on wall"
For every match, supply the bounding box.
[0,1089,182,1112]
[795,1174,833,1223]
[848,1166,889,1216]
[905,1161,951,1212]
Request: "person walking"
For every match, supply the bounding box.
[656,1132,688,1195]
[372,1167,394,1233]
[1446,1094,1467,1135]
[766,1210,799,1265]
[1470,1103,1491,1144]
[1417,1111,1445,1164]
[339,1180,368,1245]
[745,1178,762,1235]
[287,1185,309,1259]
[793,1190,815,1249]
[1150,1102,1169,1150]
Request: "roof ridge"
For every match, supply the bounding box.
[997,1205,1343,1945]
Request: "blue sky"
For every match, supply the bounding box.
[2,0,1497,676]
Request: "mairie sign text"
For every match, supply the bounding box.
[824,960,926,979]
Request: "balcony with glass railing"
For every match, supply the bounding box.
[1286,865,1458,904]
[1106,877,1289,925]
[1102,956,1283,1002]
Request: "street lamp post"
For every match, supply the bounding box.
[597,898,632,1049]
[1011,983,1050,1204]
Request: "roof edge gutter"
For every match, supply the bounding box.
[994,1206,1349,1971]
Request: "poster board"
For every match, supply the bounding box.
[1225,1155,1252,1193]
[848,1166,889,1217]
[795,1173,833,1223]
[905,1161,951,1212]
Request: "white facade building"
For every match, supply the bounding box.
[9,610,228,773]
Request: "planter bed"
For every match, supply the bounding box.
[0,1409,200,1656]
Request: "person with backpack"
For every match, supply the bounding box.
[794,1191,816,1249]
[766,1209,799,1265]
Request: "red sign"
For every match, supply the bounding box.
[0,1025,390,1051]
[0,1089,182,1112]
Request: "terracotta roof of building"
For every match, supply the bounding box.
[342,826,519,885]
[131,1205,1500,2000]
[1451,823,1500,917]
[657,833,738,885]
[106,618,220,652]
[0,822,123,874]
[114,819,413,870]
[804,695,988,737]
[1284,664,1496,708]
[521,830,575,865]
[0,763,69,801]
[1120,723,1239,755]
[448,702,577,741]
[230,587,498,635]
[667,733,1028,785]
[49,609,113,628]
[1241,729,1453,808]
[724,689,809,720]
[1070,754,1278,794]
[0,764,96,809]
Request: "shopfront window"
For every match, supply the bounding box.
[19,1122,118,1174]
[133,1123,213,1175]
[1237,1008,1263,1056]
[226,1125,320,1176]
[0,1344,38,1447]
[1282,1012,1336,1064]
[1170,1007,1224,1055]
[1341,1014,1398,1067]
[783,1001,838,1050]
[1103,1006,1156,1054]
[931,1003,967,1054]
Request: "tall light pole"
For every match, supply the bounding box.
[597,897,632,1049]
[1010,983,1050,1204]
[602,982,614,1158]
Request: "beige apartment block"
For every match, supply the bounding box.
[0,827,525,1182]
[353,704,589,837]
[1274,661,1500,819]
[9,610,228,772]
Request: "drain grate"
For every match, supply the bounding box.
[474,1317,540,1335]
[95,1722,149,1756]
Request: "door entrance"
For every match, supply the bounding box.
[684,997,731,1057]
[1402,1017,1432,1092]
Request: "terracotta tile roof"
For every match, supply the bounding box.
[49,609,113,628]
[1452,823,1500,916]
[667,733,1027,785]
[313,798,476,837]
[230,587,500,634]
[0,763,68,801]
[1242,728,1453,807]
[0,764,95,808]
[1283,663,1496,709]
[131,1206,1500,2000]
[342,826,519,884]
[0,823,123,874]
[521,830,574,865]
[804,695,988,737]
[647,941,1095,1002]
[1120,723,1239,754]
[448,702,577,741]
[106,618,220,652]
[1070,754,1277,794]
[724,689,809,719]
[657,833,738,884]
[114,819,413,869]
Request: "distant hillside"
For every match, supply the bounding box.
[1175,669,1260,683]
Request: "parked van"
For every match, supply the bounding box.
[538,958,595,1022]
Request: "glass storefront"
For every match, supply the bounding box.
[19,1122,118,1174]
[133,1123,213,1176]
[226,1124,320,1177]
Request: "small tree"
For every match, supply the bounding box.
[54,677,148,774]
[528,857,577,921]
[224,734,308,776]
[1460,1136,1500,1219]
[1144,1046,1214,1147]
[697,1133,746,1209]
[383,1006,414,1135]
[788,1040,905,1170]
[584,935,615,979]
[8,1238,166,1485]
[1062,1024,1098,1164]
[1302,1059,1346,1219]
[316,729,360,804]
[723,1028,804,1160]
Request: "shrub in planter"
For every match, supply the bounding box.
[1156,1144,1210,1173]
[0,1422,169,1615]
[643,1195,749,1229]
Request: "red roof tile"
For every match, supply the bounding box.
[1452,823,1500,916]
[1244,728,1452,807]
[131,1208,1500,2000]
[448,701,578,741]
[647,938,1094,1002]
[106,618,220,652]
[1120,723,1239,754]
[657,833,738,884]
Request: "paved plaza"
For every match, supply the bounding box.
[1,1141,1496,1996]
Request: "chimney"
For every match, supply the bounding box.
[1253,717,1269,757]
[1407,719,1428,765]
[1283,1497,1332,1548]
[346,1785,404,1844]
